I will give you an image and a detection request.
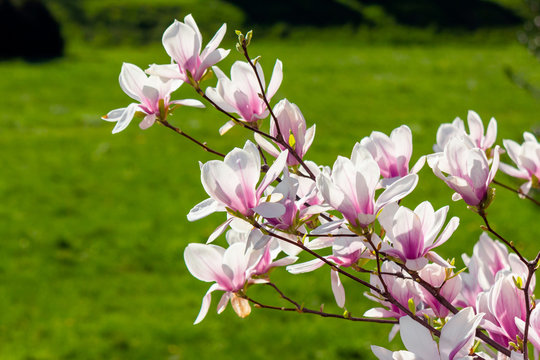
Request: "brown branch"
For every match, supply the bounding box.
[493,180,540,207]
[158,120,225,158]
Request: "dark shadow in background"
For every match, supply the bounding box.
[0,0,64,61]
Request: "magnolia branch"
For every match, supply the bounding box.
[158,120,225,158]
[493,179,540,207]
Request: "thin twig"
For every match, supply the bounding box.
[159,120,225,158]
[493,180,540,207]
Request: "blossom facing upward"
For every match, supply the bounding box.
[359,125,425,186]
[102,63,204,133]
[434,110,497,153]
[206,60,283,124]
[428,136,500,206]
[255,99,316,166]
[187,140,288,221]
[146,14,230,83]
[316,145,418,228]
[378,201,459,270]
[499,132,540,195]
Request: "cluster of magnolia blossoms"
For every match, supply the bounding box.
[103,14,540,360]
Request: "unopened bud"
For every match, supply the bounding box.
[231,293,251,318]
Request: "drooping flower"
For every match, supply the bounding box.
[184,242,260,324]
[254,99,315,166]
[499,132,540,195]
[434,110,497,154]
[206,60,283,127]
[187,140,288,221]
[378,201,459,270]
[428,136,500,206]
[102,63,204,133]
[359,125,425,187]
[146,14,229,83]
[371,307,484,360]
[316,145,418,228]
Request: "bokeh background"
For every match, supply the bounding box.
[1,0,539,359]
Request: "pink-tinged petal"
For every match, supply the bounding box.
[252,202,286,218]
[487,145,500,184]
[484,117,497,148]
[102,107,126,122]
[170,99,205,108]
[216,292,231,314]
[267,59,283,100]
[520,181,533,195]
[139,113,156,130]
[271,256,298,268]
[429,216,459,249]
[183,14,202,46]
[440,307,483,360]
[371,345,396,360]
[331,269,346,307]
[194,283,220,324]
[310,220,345,235]
[201,160,238,208]
[119,63,147,101]
[426,251,452,268]
[400,316,440,359]
[303,124,316,154]
[196,48,230,80]
[111,103,139,134]
[375,174,418,211]
[162,20,199,66]
[391,125,413,161]
[503,139,523,166]
[363,307,396,318]
[207,218,234,244]
[405,257,428,271]
[219,120,236,136]
[410,155,426,174]
[467,110,484,147]
[499,163,529,179]
[254,133,281,158]
[187,198,224,221]
[222,243,250,290]
[201,23,227,59]
[286,259,325,274]
[184,243,225,282]
[145,63,182,80]
[256,150,288,198]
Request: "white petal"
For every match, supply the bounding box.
[171,99,205,108]
[286,258,325,274]
[194,283,220,324]
[331,269,346,307]
[400,315,440,359]
[112,103,139,134]
[375,174,418,211]
[252,202,286,218]
[119,63,146,101]
[266,59,283,100]
[256,150,288,198]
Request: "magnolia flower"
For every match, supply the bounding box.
[287,231,374,307]
[254,99,315,166]
[418,264,462,318]
[457,233,512,309]
[184,242,260,324]
[476,272,530,347]
[187,140,288,222]
[102,63,204,133]
[316,145,418,228]
[499,132,540,195]
[146,14,229,83]
[371,307,484,360]
[428,136,500,206]
[206,60,283,127]
[378,201,459,270]
[359,125,425,187]
[434,110,497,153]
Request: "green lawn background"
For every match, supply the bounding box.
[0,20,539,360]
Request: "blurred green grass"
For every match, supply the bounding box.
[0,31,539,360]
